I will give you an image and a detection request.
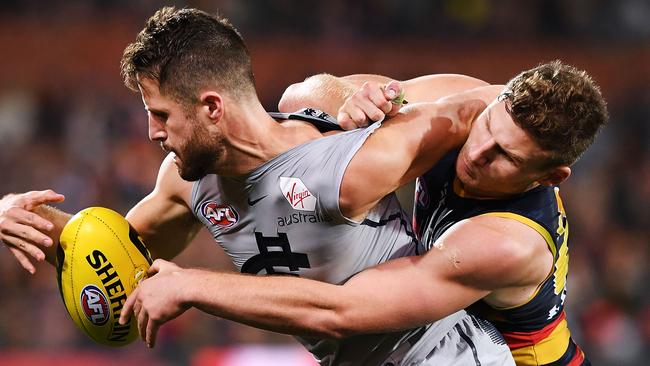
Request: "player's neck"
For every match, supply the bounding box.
[217,102,320,176]
[453,178,540,200]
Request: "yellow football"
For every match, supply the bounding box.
[56,207,152,346]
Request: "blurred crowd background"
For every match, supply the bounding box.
[0,1,648,365]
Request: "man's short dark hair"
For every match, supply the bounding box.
[121,7,256,104]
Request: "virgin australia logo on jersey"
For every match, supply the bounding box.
[280,177,316,211]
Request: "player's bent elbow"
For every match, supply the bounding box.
[278,83,307,113]
[279,73,339,113]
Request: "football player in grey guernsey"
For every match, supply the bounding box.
[0,7,514,366]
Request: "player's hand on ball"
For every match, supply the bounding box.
[0,190,64,273]
[120,259,191,348]
[337,80,405,130]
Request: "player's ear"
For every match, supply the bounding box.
[539,166,571,186]
[199,91,224,123]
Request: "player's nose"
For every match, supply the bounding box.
[148,118,167,142]
[468,139,495,166]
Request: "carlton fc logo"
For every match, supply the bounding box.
[201,201,239,227]
[80,285,110,326]
[280,177,316,211]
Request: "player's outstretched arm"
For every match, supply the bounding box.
[0,154,201,274]
[279,73,490,129]
[126,153,203,261]
[119,216,551,346]
[0,190,69,273]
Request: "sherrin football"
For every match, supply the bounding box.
[56,207,152,346]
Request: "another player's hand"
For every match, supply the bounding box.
[120,259,191,348]
[0,190,65,274]
[337,81,406,130]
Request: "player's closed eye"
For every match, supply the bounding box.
[496,145,517,164]
[151,111,168,122]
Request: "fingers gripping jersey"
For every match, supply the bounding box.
[189,113,488,365]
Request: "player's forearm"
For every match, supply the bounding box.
[400,74,490,103]
[437,84,505,106]
[182,258,464,339]
[279,73,491,116]
[32,205,72,265]
[400,86,507,172]
[183,269,356,339]
[341,101,480,218]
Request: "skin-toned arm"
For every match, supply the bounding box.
[279,73,490,113]
[278,73,490,127]
[279,73,357,117]
[339,99,485,219]
[279,77,503,219]
[126,153,203,260]
[339,85,506,220]
[334,79,503,129]
[402,74,490,102]
[120,215,552,347]
[0,190,69,272]
[0,153,201,273]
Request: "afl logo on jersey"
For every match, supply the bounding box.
[201,201,239,227]
[80,285,110,326]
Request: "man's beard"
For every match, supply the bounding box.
[175,126,222,182]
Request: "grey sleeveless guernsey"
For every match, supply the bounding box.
[189,112,511,365]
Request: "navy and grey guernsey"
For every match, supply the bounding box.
[190,111,513,365]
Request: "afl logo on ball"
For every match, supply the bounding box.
[201,201,239,228]
[80,285,110,326]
